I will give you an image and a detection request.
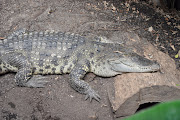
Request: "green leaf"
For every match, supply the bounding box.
[175,54,179,58]
[120,100,180,120]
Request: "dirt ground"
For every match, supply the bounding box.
[0,0,179,120]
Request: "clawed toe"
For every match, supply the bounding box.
[84,88,101,102]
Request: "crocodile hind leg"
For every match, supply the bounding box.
[69,61,100,102]
[1,52,48,87]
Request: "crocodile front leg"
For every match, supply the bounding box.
[69,61,100,102]
[1,52,47,87]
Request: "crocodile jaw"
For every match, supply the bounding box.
[109,53,160,73]
[110,61,160,73]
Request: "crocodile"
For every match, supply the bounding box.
[0,29,160,102]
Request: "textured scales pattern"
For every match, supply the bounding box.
[0,29,160,102]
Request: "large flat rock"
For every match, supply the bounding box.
[108,32,180,118]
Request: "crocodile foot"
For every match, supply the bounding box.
[84,87,101,102]
[25,75,49,88]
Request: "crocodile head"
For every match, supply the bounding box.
[108,52,160,73]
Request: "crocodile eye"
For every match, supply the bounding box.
[97,49,100,52]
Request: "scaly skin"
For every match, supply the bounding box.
[0,29,160,102]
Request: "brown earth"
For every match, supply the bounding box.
[0,0,180,120]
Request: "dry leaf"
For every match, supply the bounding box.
[132,7,136,11]
[155,34,159,42]
[167,22,171,25]
[111,4,116,12]
[103,1,108,9]
[170,44,176,51]
[0,37,5,39]
[165,17,169,21]
[175,25,180,30]
[172,31,178,35]
[148,26,153,32]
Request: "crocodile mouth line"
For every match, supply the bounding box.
[120,61,155,71]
